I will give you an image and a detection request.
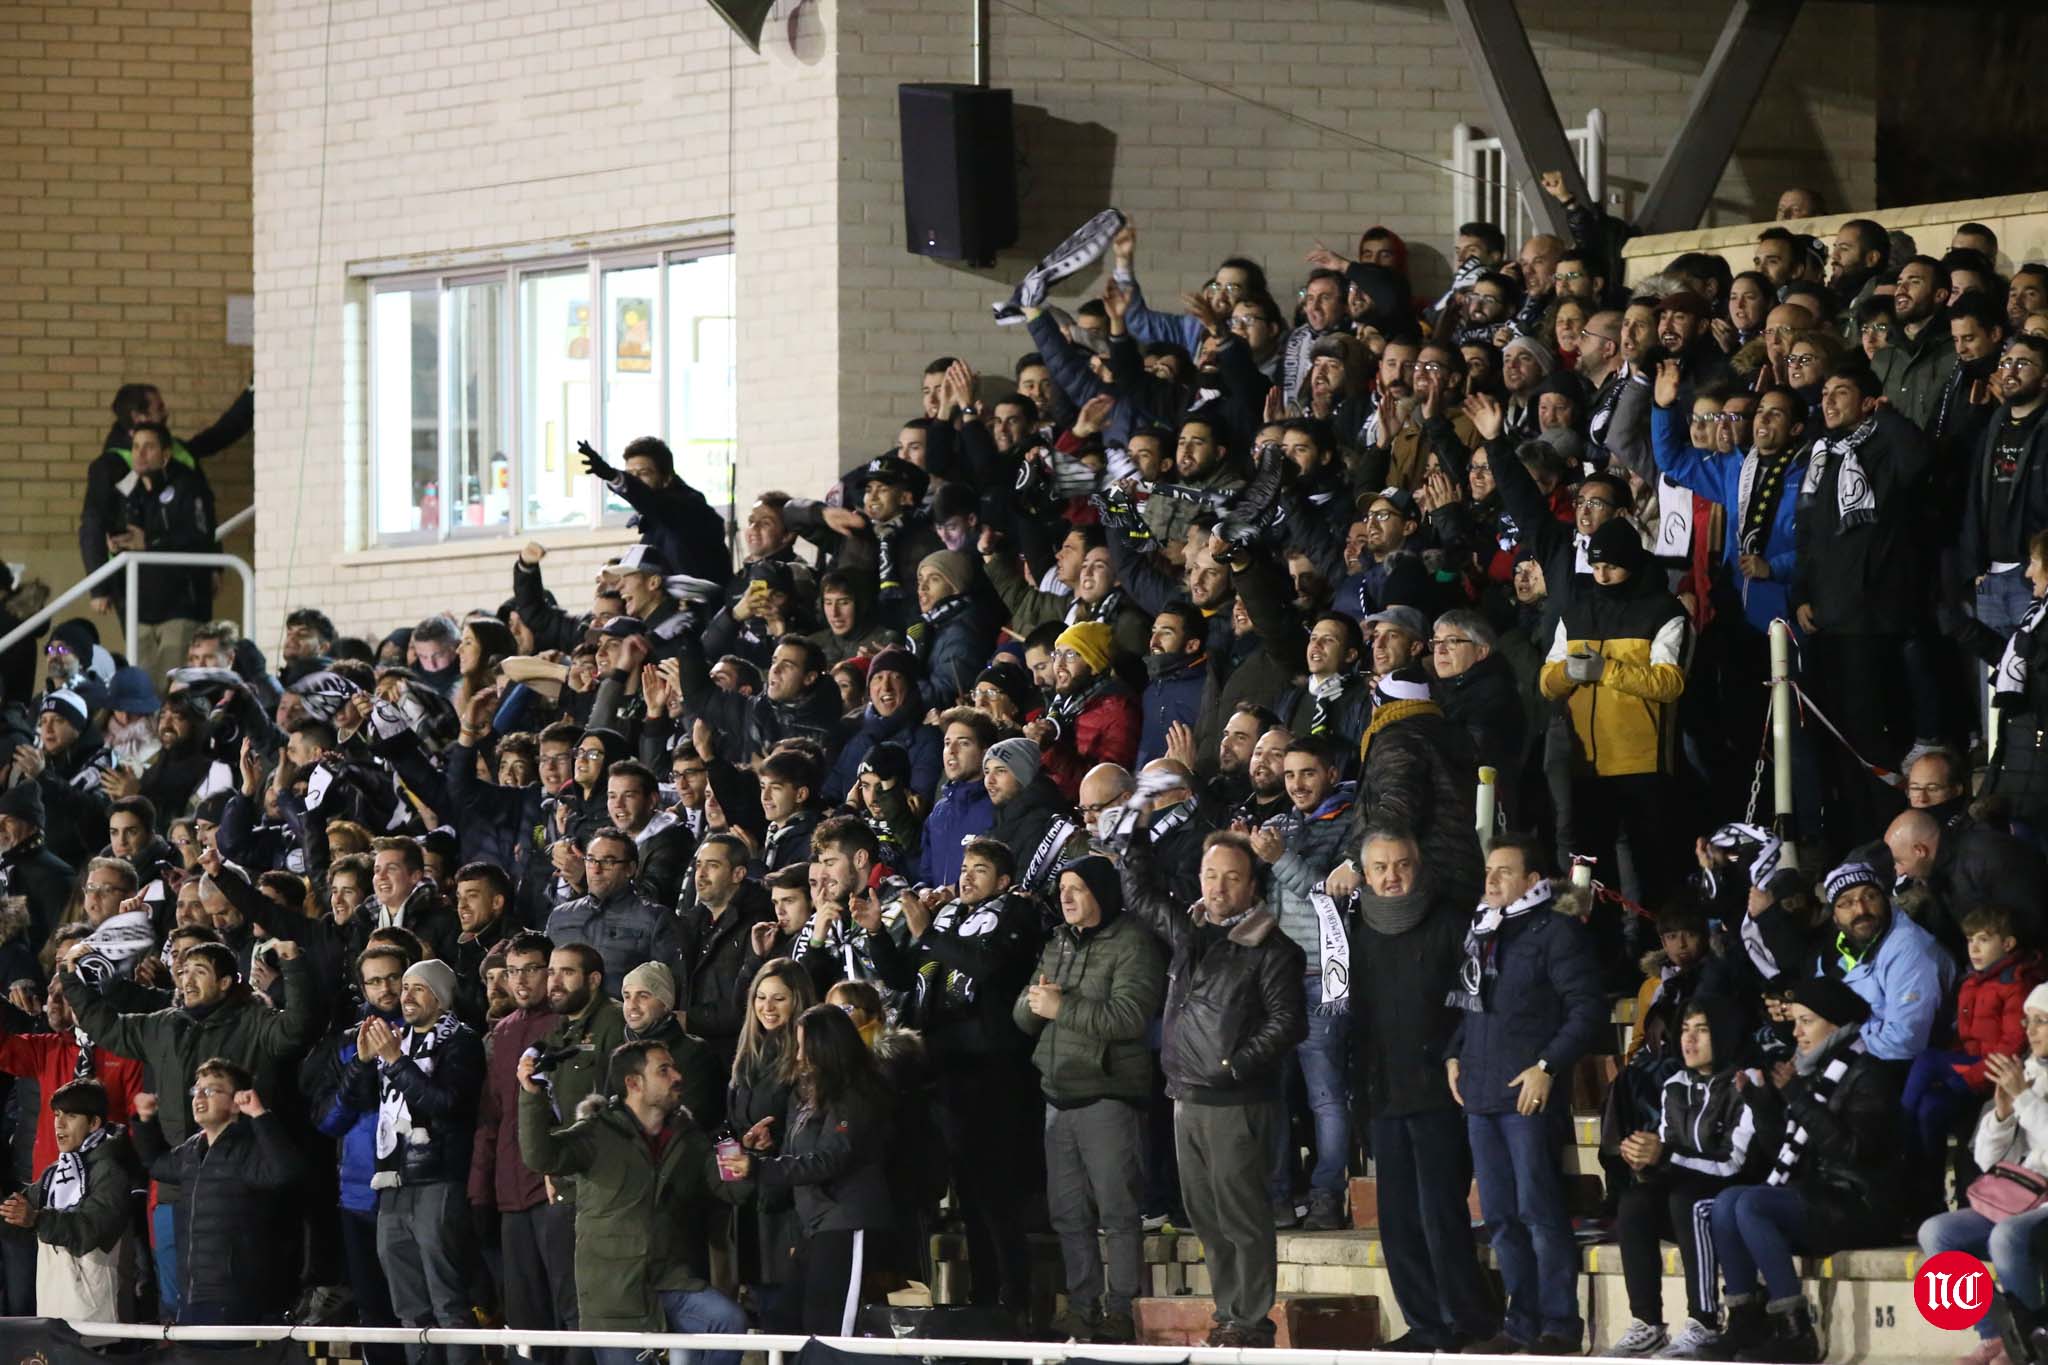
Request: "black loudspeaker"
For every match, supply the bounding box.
[705,0,773,51]
[899,83,1018,266]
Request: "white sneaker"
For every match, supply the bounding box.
[1657,1318,1722,1358]
[1609,1319,1669,1356]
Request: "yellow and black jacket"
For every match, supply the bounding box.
[1539,577,1688,777]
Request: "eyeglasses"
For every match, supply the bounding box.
[1999,356,2042,373]
[1414,361,1446,375]
[1786,353,1819,368]
[574,748,607,761]
[83,883,126,896]
[1051,647,1088,664]
[1429,637,1474,651]
[582,855,631,869]
[1573,495,1617,511]
[1765,325,1799,339]
[1555,270,1586,283]
[1859,324,1891,338]
[505,963,547,976]
[1362,509,1405,524]
[971,688,1008,705]
[188,1085,233,1100]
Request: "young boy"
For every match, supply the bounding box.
[1609,997,1768,1358]
[1903,906,2044,1207]
[129,1057,306,1325]
[0,1079,142,1321]
[826,979,885,1047]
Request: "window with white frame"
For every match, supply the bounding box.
[366,243,736,546]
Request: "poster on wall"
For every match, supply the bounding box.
[615,297,653,373]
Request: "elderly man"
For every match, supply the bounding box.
[1884,809,2048,959]
[1119,827,1306,1347]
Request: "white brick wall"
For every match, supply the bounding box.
[248,0,1877,646]
[250,0,840,644]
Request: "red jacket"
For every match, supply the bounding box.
[469,1004,559,1212]
[1954,950,2046,1089]
[1041,682,1141,801]
[0,1030,145,1175]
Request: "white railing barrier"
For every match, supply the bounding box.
[1474,765,1497,855]
[0,549,255,661]
[1768,618,1797,867]
[63,1323,1516,1365]
[1450,109,1607,248]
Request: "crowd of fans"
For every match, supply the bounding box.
[3,175,2048,1365]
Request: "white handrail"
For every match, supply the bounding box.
[218,505,255,537]
[0,550,254,662]
[64,1323,1457,1365]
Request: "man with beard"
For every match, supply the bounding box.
[1234,726,1293,828]
[1347,826,1494,1351]
[1283,269,1347,400]
[672,833,767,1074]
[102,665,162,775]
[1829,219,1891,324]
[11,689,113,865]
[1378,341,1471,490]
[1792,363,1936,846]
[106,692,214,820]
[1872,256,1959,430]
[1654,292,1732,394]
[448,863,512,1027]
[1137,602,1208,769]
[1366,605,1429,685]
[0,782,72,950]
[1146,416,1245,551]
[1807,862,1954,1063]
[980,742,1088,900]
[534,943,628,1187]
[1935,291,2008,459]
[1026,621,1139,802]
[1962,333,2048,637]
[469,931,579,1359]
[789,456,939,634]
[674,634,847,772]
[1337,491,1421,621]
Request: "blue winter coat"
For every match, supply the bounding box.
[1820,908,1957,1062]
[1650,404,1805,635]
[308,1020,394,1215]
[1137,657,1208,768]
[1447,903,1606,1115]
[917,777,996,888]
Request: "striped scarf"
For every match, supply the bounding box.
[1767,1032,1865,1185]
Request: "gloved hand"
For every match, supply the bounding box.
[576,440,618,482]
[1564,650,1606,685]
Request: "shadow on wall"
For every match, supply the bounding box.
[922,104,1118,285]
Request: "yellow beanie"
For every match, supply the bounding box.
[1055,620,1114,675]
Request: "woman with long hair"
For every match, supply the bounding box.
[721,1004,894,1337]
[728,959,819,1318]
[456,617,516,713]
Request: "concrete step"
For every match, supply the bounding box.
[1132,1292,1379,1347]
[1344,1167,1605,1230]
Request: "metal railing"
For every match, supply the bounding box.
[1451,109,1606,248]
[0,549,254,661]
[64,1323,1496,1364]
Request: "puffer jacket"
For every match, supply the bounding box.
[545,886,681,996]
[1138,652,1209,768]
[755,1092,894,1234]
[1439,651,1530,799]
[1762,1025,1905,1252]
[343,1013,484,1188]
[1446,894,1606,1115]
[518,1089,750,1331]
[1871,320,1959,431]
[825,704,942,804]
[1347,701,1482,905]
[132,1111,306,1314]
[1973,1053,2048,1180]
[1954,951,2045,1090]
[1014,905,1166,1106]
[916,778,995,888]
[1539,572,1688,777]
[1267,786,1357,964]
[1119,836,1307,1105]
[1038,675,1141,802]
[303,1016,395,1215]
[26,1124,142,1257]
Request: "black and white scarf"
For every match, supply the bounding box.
[995,208,1126,324]
[1447,879,1554,1013]
[40,1125,109,1212]
[908,593,973,654]
[1995,595,2048,705]
[372,1011,463,1186]
[1767,1032,1866,1185]
[1306,884,1355,1013]
[1068,587,1127,631]
[1735,447,1799,557]
[1022,817,1079,893]
[1801,417,1879,529]
[1307,674,1357,739]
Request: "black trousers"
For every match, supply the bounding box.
[502,1201,583,1365]
[339,1208,404,1365]
[1616,1173,1730,1325]
[1369,1108,1495,1345]
[937,1054,1041,1308]
[1802,632,1908,855]
[1571,772,1679,985]
[788,1229,866,1337]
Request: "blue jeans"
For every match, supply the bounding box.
[1270,976,1353,1200]
[1920,1206,2048,1339]
[1467,1110,1581,1343]
[152,1200,181,1319]
[1711,1185,1807,1305]
[593,1287,749,1365]
[1979,565,2036,638]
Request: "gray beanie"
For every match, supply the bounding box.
[403,959,457,1013]
[983,736,1041,787]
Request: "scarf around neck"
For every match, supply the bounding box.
[373,1011,463,1184]
[1448,879,1554,1013]
[1995,594,2048,706]
[908,593,972,654]
[1769,1029,1864,1185]
[1359,697,1440,764]
[1735,445,1798,556]
[40,1124,110,1212]
[1801,416,1879,529]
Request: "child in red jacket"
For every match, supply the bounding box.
[1903,905,2044,1209]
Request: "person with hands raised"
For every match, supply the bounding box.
[130,1055,307,1325]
